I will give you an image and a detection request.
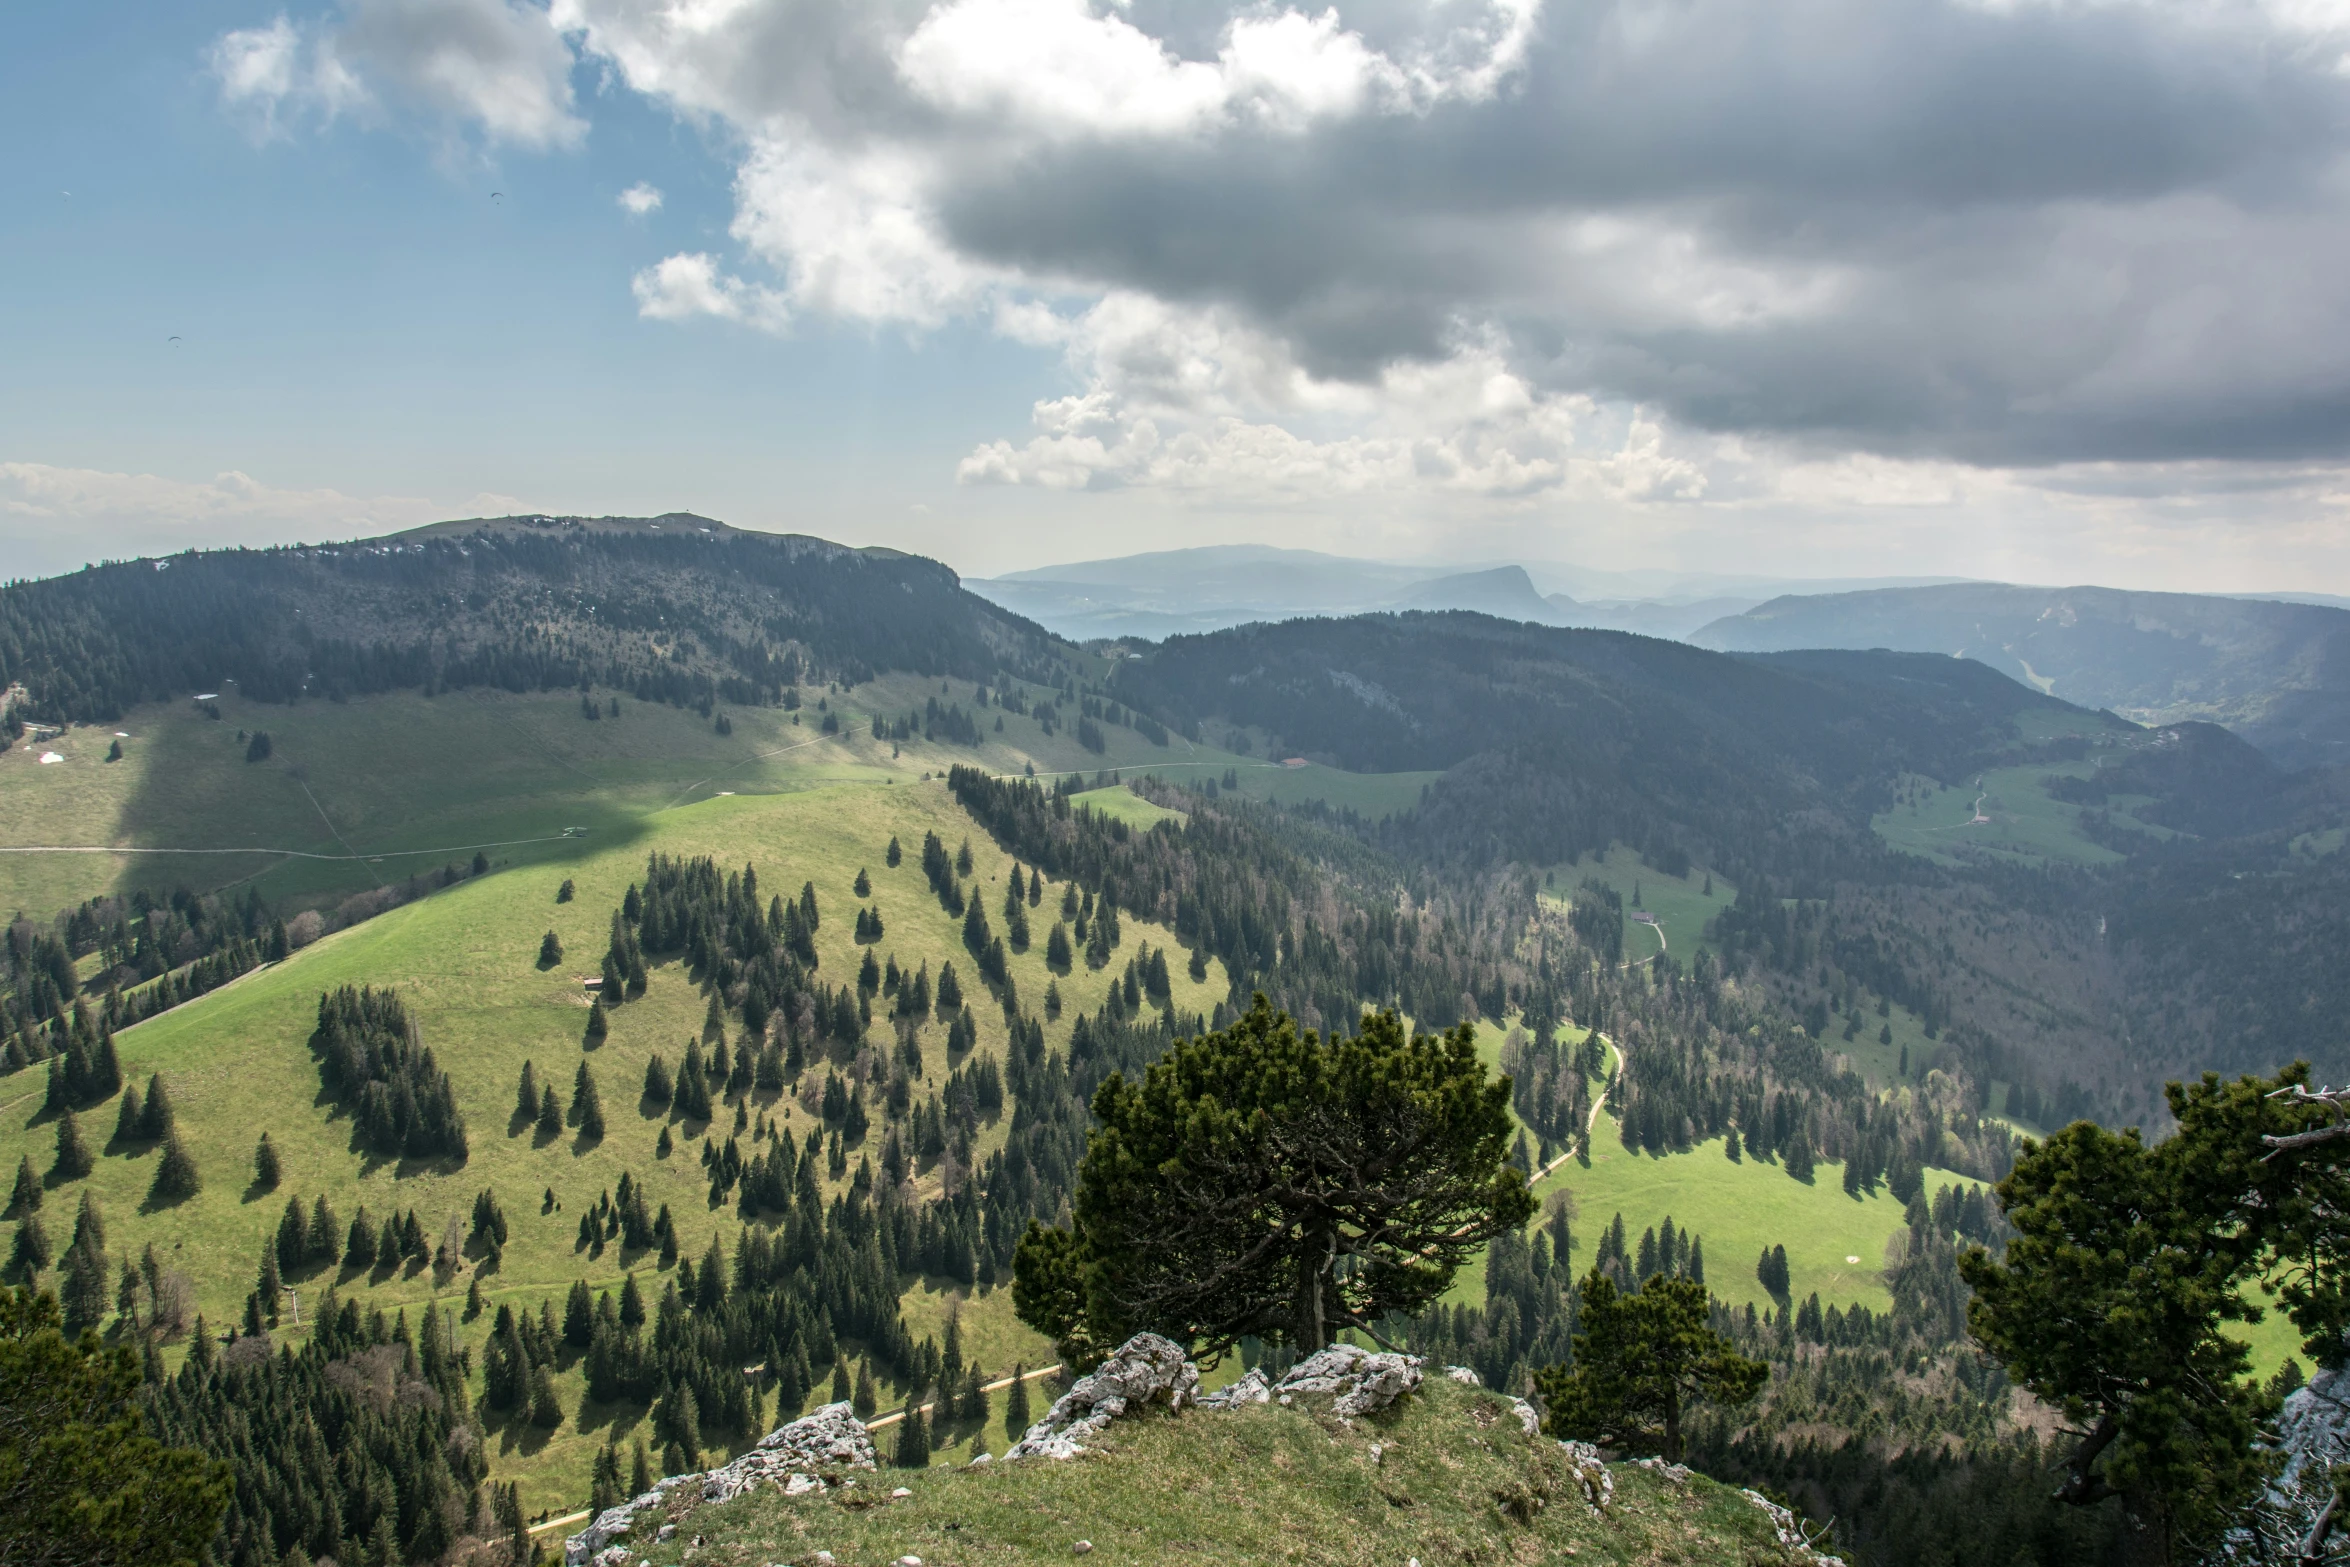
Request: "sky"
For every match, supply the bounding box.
[8,0,2350,591]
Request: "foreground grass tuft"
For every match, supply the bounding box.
[625,1378,1815,1566]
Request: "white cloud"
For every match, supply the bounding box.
[616,180,662,214]
[208,15,370,137]
[629,252,791,330]
[208,0,582,150]
[207,0,2350,561]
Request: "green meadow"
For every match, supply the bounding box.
[0,779,1228,1513]
[1541,844,1734,964]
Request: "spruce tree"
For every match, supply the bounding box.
[630,1437,653,1497]
[895,1404,930,1468]
[854,867,871,897]
[10,1215,51,1276]
[539,930,564,968]
[276,1197,309,1274]
[831,1362,852,1405]
[537,1084,564,1138]
[113,1084,143,1145]
[516,1061,539,1124]
[346,1209,378,1270]
[1005,1363,1031,1436]
[51,1109,91,1182]
[853,1358,877,1418]
[575,1061,606,1139]
[592,1440,624,1513]
[6,1157,37,1218]
[585,996,609,1047]
[148,1131,201,1204]
[253,1133,281,1191]
[139,1073,174,1140]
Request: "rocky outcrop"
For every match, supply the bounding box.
[1740,1488,1846,1566]
[1003,1333,1199,1460]
[564,1478,694,1567]
[1272,1344,1425,1420]
[564,1403,879,1563]
[1198,1367,1273,1410]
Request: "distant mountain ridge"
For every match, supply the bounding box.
[966,545,1968,645]
[1691,582,2350,768]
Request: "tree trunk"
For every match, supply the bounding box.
[1294,1227,1334,1353]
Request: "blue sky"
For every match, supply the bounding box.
[8,0,2350,590]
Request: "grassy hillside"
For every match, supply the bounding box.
[0,780,1226,1515]
[635,1374,1822,1567]
[0,670,1288,920]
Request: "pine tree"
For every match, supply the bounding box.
[853,1358,877,1418]
[516,1061,539,1124]
[539,930,564,967]
[831,1362,852,1405]
[114,1084,143,1145]
[1533,1269,1766,1462]
[148,1131,201,1204]
[630,1437,653,1497]
[854,867,871,897]
[253,1133,280,1191]
[537,1083,564,1138]
[51,1109,92,1181]
[585,995,610,1048]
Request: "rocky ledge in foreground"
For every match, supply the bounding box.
[571,1333,1842,1567]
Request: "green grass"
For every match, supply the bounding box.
[629,1375,1813,1567]
[1537,1114,1985,1317]
[1541,845,1734,963]
[0,678,1433,921]
[1067,786,1187,831]
[0,780,1230,1516]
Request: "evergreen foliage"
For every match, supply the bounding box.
[1014,997,1531,1364]
[1533,1269,1766,1463]
[0,1284,231,1567]
[308,988,466,1162]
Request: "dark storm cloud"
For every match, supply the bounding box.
[925,0,2350,463]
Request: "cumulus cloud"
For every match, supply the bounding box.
[629,253,790,331]
[616,180,661,214]
[216,0,2350,522]
[210,0,582,150]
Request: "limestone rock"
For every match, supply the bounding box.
[1443,1366,1483,1386]
[1003,1332,1199,1461]
[1740,1488,1846,1566]
[758,1400,881,1472]
[1558,1441,1615,1516]
[1198,1368,1272,1410]
[566,1483,687,1565]
[1273,1344,1424,1419]
[1508,1397,1540,1436]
